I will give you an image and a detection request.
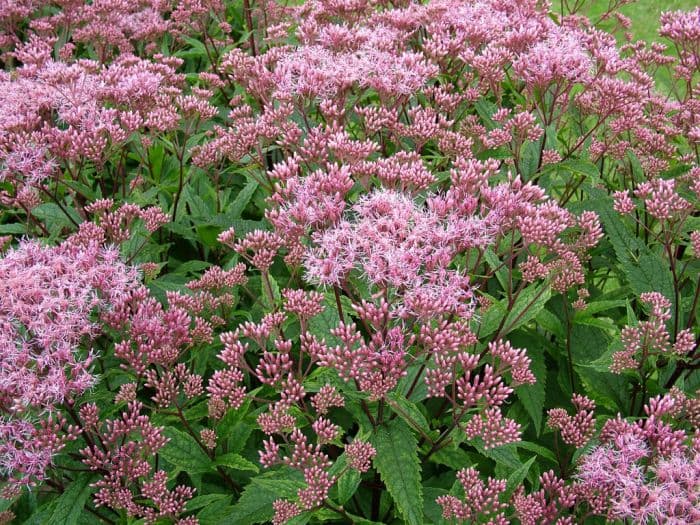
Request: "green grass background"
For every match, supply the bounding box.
[585,0,698,91]
[587,0,698,43]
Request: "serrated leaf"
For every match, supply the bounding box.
[573,315,617,331]
[160,428,212,473]
[576,364,629,411]
[337,468,361,505]
[227,421,254,454]
[32,203,81,237]
[397,364,429,402]
[372,419,423,525]
[570,325,611,364]
[626,300,638,325]
[483,248,508,290]
[480,283,551,337]
[536,309,565,339]
[172,260,213,275]
[504,456,536,499]
[219,471,304,525]
[176,36,209,59]
[43,473,96,525]
[207,216,266,235]
[182,184,211,219]
[474,99,499,131]
[308,293,343,346]
[574,300,626,317]
[197,224,221,248]
[329,513,383,525]
[228,179,259,218]
[476,443,522,471]
[582,188,675,311]
[199,503,236,525]
[520,141,540,178]
[386,392,431,436]
[215,453,259,472]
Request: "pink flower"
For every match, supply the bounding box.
[513,27,592,90]
[547,394,596,447]
[345,441,376,472]
[437,467,508,522]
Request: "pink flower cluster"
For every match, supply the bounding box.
[304,189,487,320]
[437,467,508,523]
[81,401,194,524]
[1,0,698,521]
[577,394,700,523]
[547,394,597,447]
[613,292,695,373]
[0,236,139,492]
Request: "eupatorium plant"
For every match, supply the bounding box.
[0,0,698,524]
[0,236,139,494]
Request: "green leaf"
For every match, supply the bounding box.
[386,392,431,436]
[220,470,304,525]
[520,141,540,179]
[337,468,361,505]
[228,179,259,218]
[576,363,630,411]
[226,421,254,454]
[536,309,565,339]
[474,99,499,131]
[574,300,626,317]
[329,513,383,525]
[554,159,602,186]
[307,293,344,346]
[515,344,546,435]
[215,453,259,473]
[480,283,551,337]
[631,253,675,304]
[60,178,99,201]
[43,473,96,525]
[483,248,509,291]
[570,325,612,364]
[260,274,281,309]
[172,260,212,275]
[397,364,429,402]
[187,494,230,512]
[32,203,81,237]
[199,503,236,525]
[372,419,423,525]
[504,456,536,499]
[0,222,27,234]
[197,224,221,248]
[428,444,474,470]
[573,315,617,332]
[475,443,522,471]
[207,217,266,236]
[216,395,254,441]
[160,428,212,474]
[422,487,448,525]
[176,36,209,59]
[582,188,675,309]
[516,441,558,464]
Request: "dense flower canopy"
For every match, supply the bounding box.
[0,0,699,524]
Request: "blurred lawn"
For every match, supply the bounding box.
[586,0,697,43]
[585,1,697,91]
